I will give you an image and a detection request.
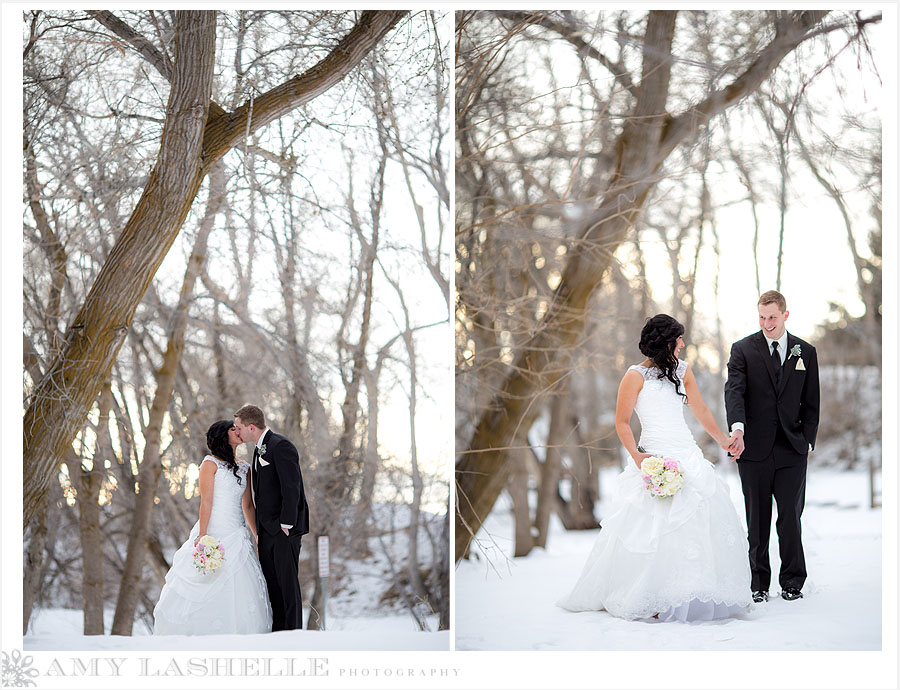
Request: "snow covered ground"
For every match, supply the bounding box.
[456,465,884,651]
[24,608,447,651]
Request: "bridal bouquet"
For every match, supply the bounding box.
[640,455,684,497]
[193,535,225,575]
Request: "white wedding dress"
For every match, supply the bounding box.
[558,361,752,622]
[153,456,272,635]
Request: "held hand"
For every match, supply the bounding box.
[727,430,745,460]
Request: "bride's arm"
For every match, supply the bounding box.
[615,370,651,468]
[241,481,258,541]
[195,460,216,544]
[683,364,732,449]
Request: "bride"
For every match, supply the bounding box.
[558,314,752,622]
[153,420,272,635]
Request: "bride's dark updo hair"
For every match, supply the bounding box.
[639,314,686,400]
[206,420,242,484]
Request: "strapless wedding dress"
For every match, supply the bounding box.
[153,456,272,634]
[558,361,752,622]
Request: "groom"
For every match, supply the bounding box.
[233,404,309,630]
[725,290,819,604]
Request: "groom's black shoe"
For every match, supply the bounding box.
[752,590,768,603]
[781,587,803,601]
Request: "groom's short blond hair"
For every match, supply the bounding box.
[758,290,787,312]
[234,404,266,429]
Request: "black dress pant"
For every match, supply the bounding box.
[258,531,303,630]
[737,427,807,592]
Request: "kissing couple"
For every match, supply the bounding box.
[153,404,310,635]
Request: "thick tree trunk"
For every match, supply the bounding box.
[78,467,105,634]
[508,447,533,558]
[455,10,830,561]
[23,499,50,634]
[23,9,408,527]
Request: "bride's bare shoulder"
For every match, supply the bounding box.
[200,455,220,471]
[621,366,645,385]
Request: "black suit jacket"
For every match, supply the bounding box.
[724,331,820,461]
[252,430,310,537]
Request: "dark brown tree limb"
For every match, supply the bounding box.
[86,10,174,82]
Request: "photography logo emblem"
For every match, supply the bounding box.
[2,650,39,687]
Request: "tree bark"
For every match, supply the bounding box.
[455,10,831,560]
[534,386,568,548]
[508,445,534,558]
[23,498,50,633]
[77,383,113,635]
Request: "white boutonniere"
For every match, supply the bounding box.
[257,444,270,466]
[789,344,805,371]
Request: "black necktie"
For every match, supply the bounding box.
[771,341,782,384]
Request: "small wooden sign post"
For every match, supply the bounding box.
[317,535,330,630]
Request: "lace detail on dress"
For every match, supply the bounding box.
[628,359,688,381]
